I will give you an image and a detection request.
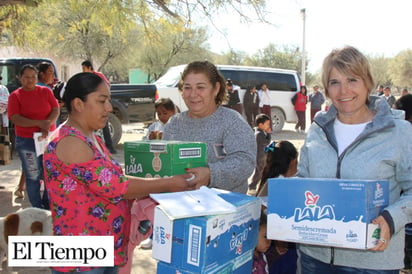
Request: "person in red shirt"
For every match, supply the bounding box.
[292,85,308,133]
[8,64,59,209]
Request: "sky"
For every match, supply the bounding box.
[207,0,412,73]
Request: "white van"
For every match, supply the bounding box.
[155,64,301,132]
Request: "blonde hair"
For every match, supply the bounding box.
[322,46,375,98]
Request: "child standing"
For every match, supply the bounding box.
[256,140,299,274]
[256,140,298,197]
[243,85,260,128]
[143,98,176,140]
[248,114,271,194]
[292,85,307,133]
[252,210,272,274]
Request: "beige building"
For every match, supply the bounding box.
[0,46,82,82]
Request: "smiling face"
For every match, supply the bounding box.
[327,67,371,124]
[181,72,219,119]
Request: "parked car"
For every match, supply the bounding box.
[0,57,157,146]
[155,64,301,132]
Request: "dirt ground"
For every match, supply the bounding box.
[0,121,304,274]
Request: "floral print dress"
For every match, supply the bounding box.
[43,125,131,272]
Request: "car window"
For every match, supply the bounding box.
[219,69,298,92]
[0,64,18,91]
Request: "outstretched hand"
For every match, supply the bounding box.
[168,173,198,192]
[184,167,211,189]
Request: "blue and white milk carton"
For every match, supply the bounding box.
[156,249,254,274]
[267,178,389,249]
[150,187,261,273]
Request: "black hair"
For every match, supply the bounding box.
[255,113,270,125]
[19,64,37,77]
[256,140,298,195]
[52,81,65,102]
[395,94,412,121]
[246,85,256,92]
[300,85,307,94]
[259,209,267,226]
[37,62,52,75]
[63,72,103,113]
[154,98,176,112]
[81,60,93,70]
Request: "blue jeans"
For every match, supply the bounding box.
[16,136,49,209]
[300,252,399,274]
[52,267,118,274]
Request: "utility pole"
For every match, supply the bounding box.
[300,8,306,85]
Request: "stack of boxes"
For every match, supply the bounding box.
[152,189,261,273]
[124,140,261,273]
[0,128,11,165]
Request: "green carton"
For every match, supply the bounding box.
[124,140,207,177]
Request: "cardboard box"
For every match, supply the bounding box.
[124,140,207,177]
[0,143,11,165]
[156,249,253,274]
[0,134,10,144]
[267,178,389,249]
[151,189,261,273]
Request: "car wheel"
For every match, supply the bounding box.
[271,108,285,132]
[107,113,122,146]
[96,113,122,146]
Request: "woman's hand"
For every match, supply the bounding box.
[149,131,162,140]
[167,173,198,192]
[38,119,53,131]
[370,215,390,251]
[184,167,211,189]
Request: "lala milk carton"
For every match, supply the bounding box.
[124,140,207,177]
[156,249,254,274]
[267,178,389,249]
[150,188,261,273]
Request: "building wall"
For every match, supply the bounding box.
[0,46,82,82]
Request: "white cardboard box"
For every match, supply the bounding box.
[151,188,261,273]
[267,178,389,249]
[156,249,254,274]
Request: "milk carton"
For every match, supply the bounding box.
[156,249,254,274]
[151,188,261,273]
[124,140,207,177]
[267,178,389,249]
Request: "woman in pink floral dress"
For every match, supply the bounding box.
[43,72,195,274]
